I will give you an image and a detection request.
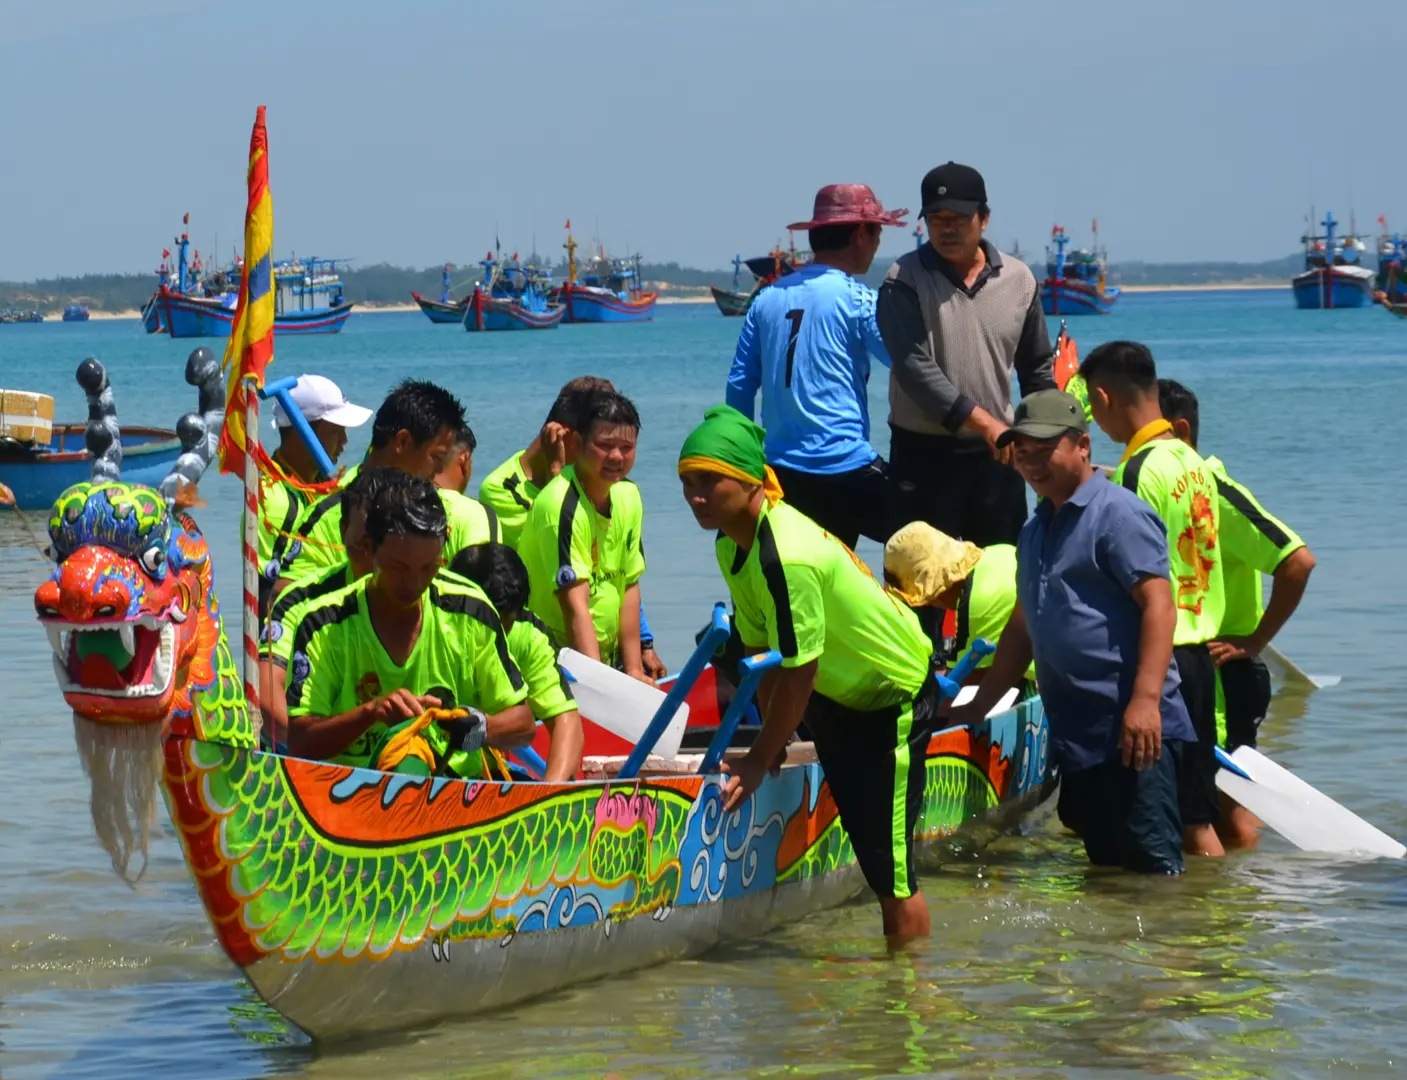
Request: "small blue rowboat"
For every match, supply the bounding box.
[463,286,565,331]
[0,424,180,510]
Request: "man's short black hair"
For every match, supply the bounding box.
[369,379,466,450]
[808,223,867,254]
[339,466,399,537]
[449,422,477,454]
[1079,340,1158,396]
[364,472,447,549]
[545,376,615,427]
[1158,378,1200,449]
[575,389,641,439]
[448,542,530,618]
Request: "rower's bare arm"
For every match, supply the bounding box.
[542,709,585,782]
[953,602,1032,718]
[1247,546,1316,654]
[557,581,599,661]
[751,661,819,767]
[262,662,289,747]
[288,689,436,760]
[618,583,648,682]
[485,702,537,750]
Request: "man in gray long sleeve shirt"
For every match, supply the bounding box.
[877,162,1055,548]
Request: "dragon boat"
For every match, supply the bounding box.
[36,355,1054,1041]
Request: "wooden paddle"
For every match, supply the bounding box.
[1215,744,1404,858]
[1261,643,1341,691]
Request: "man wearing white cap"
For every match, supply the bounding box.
[259,374,371,615]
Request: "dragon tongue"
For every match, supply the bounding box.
[78,651,128,691]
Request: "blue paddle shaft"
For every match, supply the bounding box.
[1214,745,1251,779]
[258,377,337,480]
[699,650,782,774]
[512,744,548,780]
[618,603,731,779]
[934,638,996,700]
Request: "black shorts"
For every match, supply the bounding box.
[1220,655,1272,751]
[771,458,891,550]
[1057,742,1186,874]
[804,676,940,901]
[888,427,1028,547]
[1174,643,1219,828]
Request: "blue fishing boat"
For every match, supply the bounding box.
[1293,211,1374,309]
[0,423,179,510]
[1040,224,1120,316]
[1375,219,1407,305]
[143,216,355,337]
[463,251,564,331]
[412,264,471,324]
[553,225,656,323]
[61,304,90,322]
[0,309,44,323]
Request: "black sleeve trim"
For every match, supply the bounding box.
[954,575,974,654]
[300,491,343,534]
[556,485,582,577]
[482,501,499,543]
[430,584,526,691]
[756,516,798,659]
[501,473,534,512]
[268,493,303,571]
[1120,449,1152,495]
[1214,474,1293,548]
[270,563,348,625]
[285,591,360,710]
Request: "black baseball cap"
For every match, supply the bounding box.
[920,162,987,217]
[995,390,1088,447]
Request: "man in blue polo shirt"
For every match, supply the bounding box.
[725,184,908,548]
[950,390,1196,874]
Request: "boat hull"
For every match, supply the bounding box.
[0,425,180,510]
[155,289,355,337]
[411,293,468,325]
[557,283,657,323]
[464,290,564,331]
[1040,279,1120,315]
[1292,267,1374,309]
[163,697,1051,1040]
[710,285,751,316]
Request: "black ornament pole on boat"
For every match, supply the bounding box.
[159,347,225,504]
[76,357,121,482]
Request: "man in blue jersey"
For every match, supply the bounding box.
[726,184,908,548]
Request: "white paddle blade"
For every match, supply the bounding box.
[558,649,690,760]
[951,685,1021,716]
[1217,746,1405,859]
[1262,644,1340,691]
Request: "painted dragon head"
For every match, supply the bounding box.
[35,480,219,729]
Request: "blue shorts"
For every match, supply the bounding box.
[1057,741,1187,874]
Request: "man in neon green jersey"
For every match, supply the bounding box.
[253,373,371,618]
[884,521,1033,687]
[450,543,585,782]
[295,380,498,575]
[284,473,533,769]
[519,390,649,683]
[679,404,940,941]
[1158,378,1317,849]
[1081,342,1226,858]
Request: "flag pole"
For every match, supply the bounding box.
[242,375,265,743]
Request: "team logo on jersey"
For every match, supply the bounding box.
[1174,491,1218,614]
[556,564,578,588]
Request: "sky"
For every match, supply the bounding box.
[2,0,1405,280]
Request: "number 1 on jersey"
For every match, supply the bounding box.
[784,309,804,387]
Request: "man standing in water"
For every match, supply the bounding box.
[678,404,940,940]
[877,163,1054,546]
[726,184,907,548]
[951,391,1194,874]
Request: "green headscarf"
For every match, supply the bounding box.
[677,404,783,503]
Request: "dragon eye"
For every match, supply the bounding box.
[140,547,166,575]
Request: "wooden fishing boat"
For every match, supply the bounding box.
[1040,224,1120,316]
[462,251,564,330]
[412,264,470,324]
[553,226,657,323]
[711,255,752,316]
[0,423,179,510]
[1293,211,1375,309]
[36,360,1053,1041]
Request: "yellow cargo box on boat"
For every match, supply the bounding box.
[0,390,55,445]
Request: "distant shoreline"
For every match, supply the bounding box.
[1119,283,1288,294]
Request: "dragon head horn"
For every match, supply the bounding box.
[76,357,121,482]
[159,347,225,505]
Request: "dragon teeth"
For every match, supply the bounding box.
[118,623,136,656]
[46,625,66,659]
